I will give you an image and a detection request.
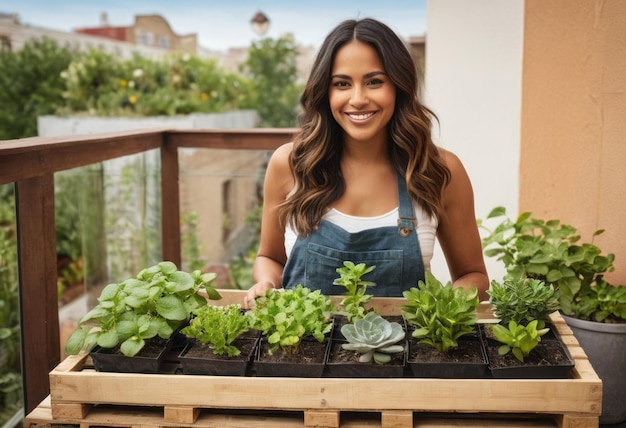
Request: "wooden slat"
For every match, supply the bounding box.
[0,130,165,185]
[26,396,564,428]
[16,174,60,413]
[164,128,297,150]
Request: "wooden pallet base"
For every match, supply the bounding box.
[27,396,565,428]
[35,298,601,428]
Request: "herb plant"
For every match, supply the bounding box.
[340,312,405,364]
[490,320,549,362]
[479,206,626,322]
[65,261,221,357]
[181,304,252,357]
[248,285,336,356]
[333,261,377,322]
[401,272,479,353]
[488,277,560,327]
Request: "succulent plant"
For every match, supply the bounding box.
[488,276,560,327]
[340,312,405,364]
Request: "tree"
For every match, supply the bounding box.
[241,35,302,128]
[0,38,75,140]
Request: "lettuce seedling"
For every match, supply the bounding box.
[181,304,252,357]
[248,285,335,356]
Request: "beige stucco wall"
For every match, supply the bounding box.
[521,0,626,284]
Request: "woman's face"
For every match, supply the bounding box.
[328,40,396,145]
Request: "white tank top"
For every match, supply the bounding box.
[284,203,438,272]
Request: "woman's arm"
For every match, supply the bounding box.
[243,143,294,308]
[436,149,490,301]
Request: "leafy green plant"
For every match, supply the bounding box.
[490,320,549,362]
[64,261,221,357]
[479,206,626,322]
[488,277,560,327]
[333,261,377,322]
[401,271,479,353]
[340,312,405,364]
[181,304,251,357]
[247,285,336,356]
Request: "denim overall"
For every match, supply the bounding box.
[282,174,425,297]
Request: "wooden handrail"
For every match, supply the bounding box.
[1,127,296,413]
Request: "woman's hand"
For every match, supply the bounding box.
[243,280,277,309]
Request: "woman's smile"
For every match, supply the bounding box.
[345,111,377,122]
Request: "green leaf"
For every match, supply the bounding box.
[158,261,178,275]
[97,330,119,348]
[64,327,91,355]
[156,295,187,321]
[487,206,507,218]
[120,337,145,357]
[166,271,194,292]
[203,286,222,301]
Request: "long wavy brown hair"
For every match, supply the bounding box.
[280,18,451,236]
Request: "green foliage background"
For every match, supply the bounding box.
[0,35,302,140]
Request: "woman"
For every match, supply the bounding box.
[243,18,488,308]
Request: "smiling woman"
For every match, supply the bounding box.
[243,17,489,309]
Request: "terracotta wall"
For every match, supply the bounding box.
[520,0,626,284]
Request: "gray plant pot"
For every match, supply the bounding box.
[562,314,626,424]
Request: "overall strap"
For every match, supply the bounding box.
[397,173,416,237]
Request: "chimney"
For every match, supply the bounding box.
[100,12,109,27]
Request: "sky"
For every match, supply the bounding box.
[6,0,427,51]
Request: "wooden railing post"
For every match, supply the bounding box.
[160,141,181,267]
[15,174,60,413]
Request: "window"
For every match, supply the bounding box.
[158,36,170,49]
[135,29,154,46]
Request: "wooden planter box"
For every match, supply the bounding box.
[26,292,602,428]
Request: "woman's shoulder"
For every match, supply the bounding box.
[436,146,463,169]
[266,142,295,195]
[269,142,293,166]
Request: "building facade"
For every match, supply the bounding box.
[76,13,198,53]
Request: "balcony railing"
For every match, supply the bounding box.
[0,127,296,413]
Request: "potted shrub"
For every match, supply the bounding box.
[480,207,626,423]
[248,285,336,377]
[401,272,488,378]
[326,312,406,378]
[485,277,575,378]
[64,261,221,373]
[178,304,257,376]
